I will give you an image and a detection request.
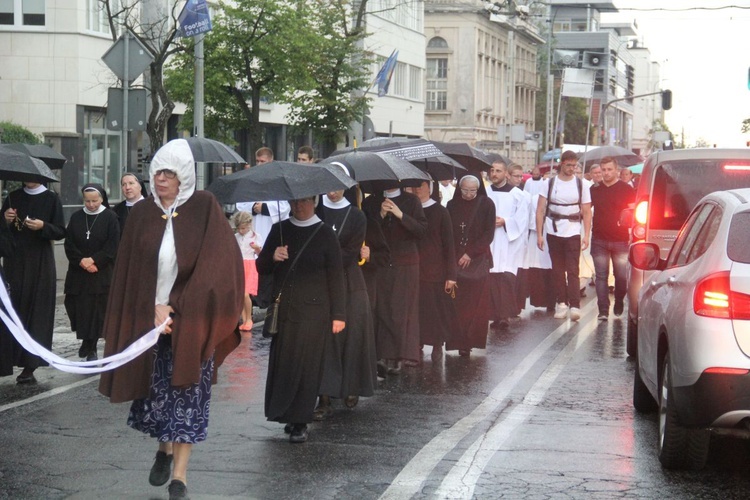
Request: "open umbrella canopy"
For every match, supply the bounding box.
[183,137,246,164]
[2,143,67,169]
[0,146,59,183]
[329,138,465,181]
[206,161,356,204]
[321,150,431,184]
[578,145,641,168]
[431,141,493,171]
[485,152,513,166]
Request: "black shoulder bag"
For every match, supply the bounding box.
[262,223,323,338]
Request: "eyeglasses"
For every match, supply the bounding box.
[155,169,177,179]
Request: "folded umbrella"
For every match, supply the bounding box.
[206,161,356,204]
[2,143,67,169]
[0,146,59,183]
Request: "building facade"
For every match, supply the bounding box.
[423,0,543,169]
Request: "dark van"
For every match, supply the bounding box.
[625,148,750,356]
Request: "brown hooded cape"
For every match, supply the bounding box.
[99,191,243,403]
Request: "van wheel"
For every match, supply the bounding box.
[633,356,657,413]
[626,316,637,357]
[658,353,710,470]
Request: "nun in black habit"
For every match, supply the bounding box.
[411,180,458,361]
[314,187,377,418]
[112,172,146,236]
[445,174,496,356]
[64,184,120,361]
[0,181,66,383]
[361,183,427,373]
[257,195,346,443]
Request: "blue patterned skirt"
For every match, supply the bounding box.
[127,337,215,444]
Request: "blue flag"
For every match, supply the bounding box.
[178,0,212,38]
[375,50,399,97]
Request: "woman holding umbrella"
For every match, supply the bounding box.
[0,179,65,383]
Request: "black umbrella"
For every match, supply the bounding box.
[578,146,641,169]
[321,151,431,187]
[2,143,67,169]
[184,137,246,164]
[206,161,356,204]
[485,152,513,166]
[330,138,465,181]
[0,147,59,183]
[432,141,493,171]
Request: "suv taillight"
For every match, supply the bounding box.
[632,200,648,240]
[694,272,750,319]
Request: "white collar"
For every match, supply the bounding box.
[290,215,321,227]
[125,196,144,207]
[83,205,106,215]
[24,185,48,195]
[323,196,350,209]
[421,198,437,208]
[384,189,401,199]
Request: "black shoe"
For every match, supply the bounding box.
[86,351,98,362]
[283,423,293,434]
[78,342,88,358]
[15,372,36,384]
[289,424,308,443]
[167,479,188,499]
[386,360,402,375]
[431,346,443,362]
[459,349,471,358]
[376,359,387,378]
[613,301,624,316]
[580,287,587,298]
[148,451,173,486]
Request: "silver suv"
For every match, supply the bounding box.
[630,188,750,470]
[625,149,750,356]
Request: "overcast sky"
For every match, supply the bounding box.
[603,1,750,147]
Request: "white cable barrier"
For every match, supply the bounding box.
[0,280,167,374]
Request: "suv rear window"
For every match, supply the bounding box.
[649,160,750,230]
[728,211,750,263]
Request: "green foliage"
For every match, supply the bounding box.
[164,0,371,155]
[563,98,594,144]
[742,118,750,134]
[0,121,41,145]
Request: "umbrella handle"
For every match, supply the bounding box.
[358,241,366,266]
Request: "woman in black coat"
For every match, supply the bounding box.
[257,196,346,444]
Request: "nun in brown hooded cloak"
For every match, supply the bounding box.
[98,139,243,498]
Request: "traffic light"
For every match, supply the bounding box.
[661,90,672,110]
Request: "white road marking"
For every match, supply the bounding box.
[379,300,597,500]
[434,312,598,498]
[0,376,98,414]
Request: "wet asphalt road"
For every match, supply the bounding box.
[2,288,750,499]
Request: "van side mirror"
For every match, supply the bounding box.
[629,242,664,270]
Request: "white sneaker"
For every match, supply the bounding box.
[553,303,569,319]
[570,307,581,321]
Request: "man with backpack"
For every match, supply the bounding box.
[535,150,592,321]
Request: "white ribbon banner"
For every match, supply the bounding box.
[0,281,167,374]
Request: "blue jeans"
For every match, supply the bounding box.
[591,239,629,313]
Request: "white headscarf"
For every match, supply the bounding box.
[149,139,196,213]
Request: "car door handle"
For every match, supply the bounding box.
[667,276,677,285]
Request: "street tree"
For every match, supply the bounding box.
[97,0,187,156]
[741,117,750,134]
[166,0,315,160]
[284,0,372,157]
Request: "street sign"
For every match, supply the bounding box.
[102,31,153,82]
[106,88,147,131]
[178,0,213,38]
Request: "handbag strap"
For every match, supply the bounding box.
[275,222,323,300]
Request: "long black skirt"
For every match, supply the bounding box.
[64,292,108,341]
[419,280,459,347]
[447,275,491,351]
[374,264,420,362]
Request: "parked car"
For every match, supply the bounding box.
[630,188,750,470]
[624,148,750,356]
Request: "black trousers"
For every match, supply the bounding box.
[546,234,581,308]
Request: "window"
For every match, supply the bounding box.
[667,204,715,268]
[409,65,421,100]
[393,62,407,96]
[87,0,118,34]
[426,58,447,111]
[0,0,44,26]
[83,110,122,199]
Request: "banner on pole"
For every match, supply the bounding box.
[561,68,595,99]
[178,0,212,38]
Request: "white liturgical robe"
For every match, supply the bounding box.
[486,183,529,275]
